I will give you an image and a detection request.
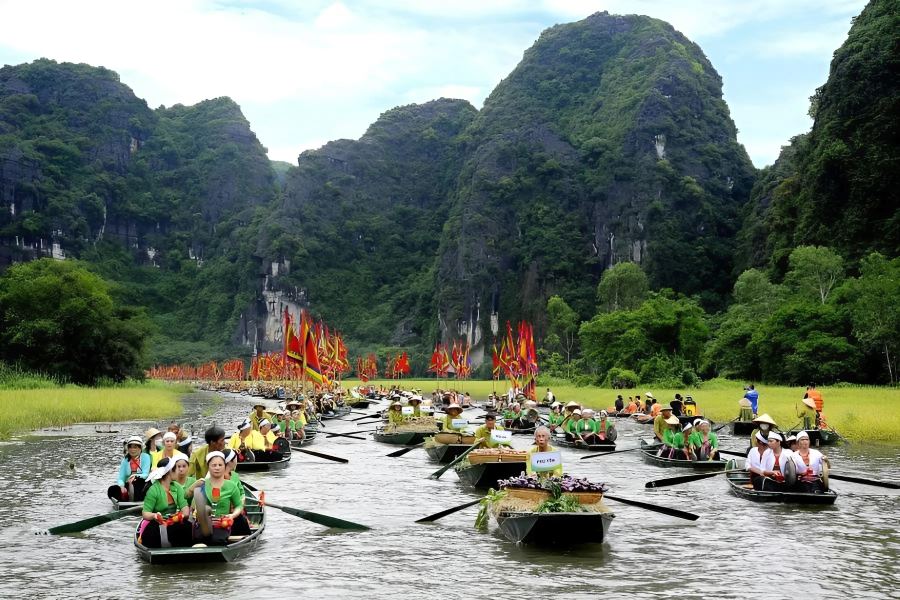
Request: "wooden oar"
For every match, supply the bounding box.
[603,494,699,521]
[349,413,380,422]
[415,498,482,523]
[387,442,424,457]
[355,420,383,426]
[293,447,349,463]
[44,505,142,535]
[645,469,744,489]
[240,483,370,530]
[429,442,480,480]
[580,446,645,460]
[324,431,369,441]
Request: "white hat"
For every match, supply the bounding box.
[173,452,189,464]
[206,450,226,464]
[162,431,177,441]
[599,410,608,417]
[795,430,810,441]
[767,431,783,442]
[259,419,272,429]
[125,435,143,446]
[755,432,768,443]
[178,436,193,448]
[645,392,655,399]
[147,457,177,482]
[682,423,693,431]
[525,400,537,408]
[665,415,680,425]
[582,408,594,415]
[572,409,582,416]
[784,434,797,442]
[550,401,561,409]
[564,401,580,409]
[446,403,463,413]
[272,423,281,433]
[224,449,238,463]
[693,419,701,427]
[511,402,520,409]
[238,420,252,431]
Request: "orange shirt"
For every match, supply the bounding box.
[650,403,661,416]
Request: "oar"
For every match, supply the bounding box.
[645,469,744,489]
[240,483,370,530]
[580,446,645,460]
[356,420,383,426]
[429,442,480,480]
[293,447,349,463]
[324,431,369,441]
[713,418,737,433]
[828,473,900,489]
[387,442,424,457]
[415,498,482,523]
[44,505,142,535]
[603,494,699,521]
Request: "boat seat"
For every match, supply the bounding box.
[742,484,754,489]
[227,535,247,542]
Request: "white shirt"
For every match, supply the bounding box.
[746,446,765,474]
[791,448,825,478]
[760,448,794,474]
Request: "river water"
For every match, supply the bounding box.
[1,391,898,599]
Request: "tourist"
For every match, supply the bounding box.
[749,414,777,449]
[193,451,244,545]
[109,435,151,503]
[139,457,192,548]
[757,432,794,491]
[151,431,179,469]
[689,420,719,460]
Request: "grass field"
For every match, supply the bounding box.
[0,381,188,440]
[352,378,900,443]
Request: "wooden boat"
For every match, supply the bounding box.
[235,452,291,472]
[639,439,728,470]
[454,461,526,490]
[373,430,434,445]
[731,420,756,435]
[425,443,472,463]
[724,459,838,505]
[134,486,265,564]
[786,428,842,446]
[111,498,142,511]
[495,511,614,545]
[321,406,352,420]
[554,437,616,453]
[349,400,371,409]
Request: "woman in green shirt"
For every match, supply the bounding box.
[689,420,719,460]
[140,457,192,548]
[442,404,466,432]
[194,451,245,545]
[172,453,203,500]
[387,401,405,426]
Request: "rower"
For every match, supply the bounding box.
[749,414,777,449]
[109,435,151,503]
[673,422,695,460]
[790,431,829,493]
[228,419,264,461]
[797,397,817,431]
[407,395,423,417]
[653,405,675,442]
[526,426,563,479]
[387,401,404,426]
[658,415,681,457]
[689,420,719,460]
[442,404,466,432]
[757,431,794,491]
[139,457,192,548]
[187,426,227,480]
[248,402,271,431]
[746,432,768,487]
[474,414,512,448]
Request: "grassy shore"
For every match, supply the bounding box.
[0,380,188,440]
[352,378,900,443]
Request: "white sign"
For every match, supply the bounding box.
[451,418,468,429]
[490,429,513,443]
[401,406,414,415]
[530,451,562,473]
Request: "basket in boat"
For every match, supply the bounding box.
[570,491,603,504]
[468,450,528,464]
[435,432,476,445]
[504,487,551,501]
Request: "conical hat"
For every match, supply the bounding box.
[738,398,751,408]
[801,397,816,410]
[752,413,777,426]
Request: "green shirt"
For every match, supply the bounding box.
[669,431,688,449]
[548,413,565,426]
[143,480,187,516]
[662,429,678,446]
[198,479,244,517]
[474,424,509,448]
[442,414,465,432]
[571,419,597,435]
[688,431,718,449]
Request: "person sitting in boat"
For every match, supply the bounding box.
[689,420,719,460]
[151,431,180,469]
[287,409,306,442]
[564,409,583,438]
[188,426,227,480]
[172,453,203,501]
[569,408,596,443]
[387,401,405,426]
[784,434,798,451]
[228,420,263,461]
[145,427,163,455]
[653,405,675,442]
[544,388,555,404]
[671,422,695,460]
[547,402,566,432]
[624,397,637,414]
[649,399,661,417]
[746,431,768,488]
[254,419,285,461]
[462,392,473,407]
[248,403,272,431]
[526,426,563,479]
[502,402,524,428]
[139,457,193,548]
[596,410,617,442]
[757,431,794,491]
[743,384,759,417]
[193,451,245,546]
[749,414,777,450]
[657,415,681,456]
[109,435,151,503]
[443,404,467,432]
[474,414,512,449]
[407,396,423,417]
[789,431,829,493]
[177,432,193,457]
[614,395,624,412]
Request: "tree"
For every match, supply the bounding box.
[784,246,844,304]
[848,253,900,383]
[597,262,649,312]
[546,295,578,377]
[0,259,153,384]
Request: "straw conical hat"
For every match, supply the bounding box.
[801,397,816,410]
[752,413,777,426]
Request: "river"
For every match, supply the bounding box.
[1,391,898,599]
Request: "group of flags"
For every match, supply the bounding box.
[491,321,539,400]
[427,340,472,379]
[282,308,349,386]
[388,351,411,379]
[356,354,378,382]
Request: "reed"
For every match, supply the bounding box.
[352,378,900,443]
[0,384,185,440]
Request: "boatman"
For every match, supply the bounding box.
[653,404,675,442]
[248,402,272,431]
[187,425,226,480]
[749,414,777,450]
[526,426,563,479]
[474,414,512,448]
[743,384,759,417]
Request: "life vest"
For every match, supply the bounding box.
[807,390,823,412]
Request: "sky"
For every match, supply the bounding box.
[0,0,868,167]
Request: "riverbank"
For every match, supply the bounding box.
[352,378,900,443]
[0,381,188,440]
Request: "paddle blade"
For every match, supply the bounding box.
[645,470,735,489]
[296,448,349,463]
[267,502,370,530]
[580,447,641,460]
[46,505,142,535]
[429,442,479,480]
[604,494,699,521]
[829,473,900,489]
[387,443,423,458]
[416,498,483,523]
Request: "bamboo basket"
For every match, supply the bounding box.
[434,432,476,445]
[570,491,603,504]
[504,487,551,501]
[468,451,528,464]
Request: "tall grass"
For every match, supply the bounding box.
[353,378,900,443]
[0,384,185,440]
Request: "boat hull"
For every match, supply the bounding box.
[455,461,526,490]
[554,437,616,453]
[496,511,614,545]
[724,461,838,505]
[639,439,728,470]
[425,443,471,463]
[235,454,291,472]
[787,428,842,446]
[731,420,756,435]
[373,431,433,445]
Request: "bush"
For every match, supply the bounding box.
[603,367,639,389]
